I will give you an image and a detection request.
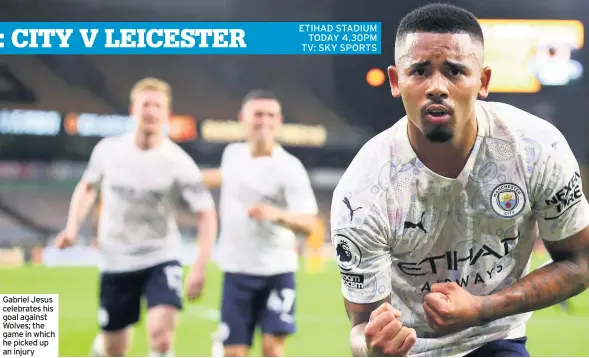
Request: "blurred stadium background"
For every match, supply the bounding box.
[0,0,588,356]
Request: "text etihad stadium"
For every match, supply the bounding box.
[298,24,378,33]
[1,28,247,48]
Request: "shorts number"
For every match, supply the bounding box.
[164,265,183,297]
[266,288,295,314]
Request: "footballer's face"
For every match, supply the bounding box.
[388,32,491,143]
[130,89,170,135]
[240,98,282,145]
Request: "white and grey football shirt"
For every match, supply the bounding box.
[331,100,589,357]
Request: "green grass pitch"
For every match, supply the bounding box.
[1,252,587,357]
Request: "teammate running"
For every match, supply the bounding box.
[56,77,218,357]
[202,90,319,357]
[331,4,589,357]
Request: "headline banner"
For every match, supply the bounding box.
[0,22,381,55]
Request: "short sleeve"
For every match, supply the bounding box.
[533,138,589,241]
[331,216,392,304]
[177,153,216,213]
[331,179,393,304]
[284,161,318,214]
[81,139,108,187]
[329,132,394,304]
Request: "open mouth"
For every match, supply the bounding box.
[424,106,452,124]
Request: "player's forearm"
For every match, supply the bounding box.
[276,210,317,235]
[194,210,218,268]
[479,251,589,323]
[65,181,97,232]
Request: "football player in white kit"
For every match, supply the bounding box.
[202,90,319,357]
[55,77,218,357]
[331,4,589,357]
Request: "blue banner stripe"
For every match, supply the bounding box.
[0,22,381,55]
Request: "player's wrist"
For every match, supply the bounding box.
[474,295,499,326]
[355,338,377,357]
[350,324,371,357]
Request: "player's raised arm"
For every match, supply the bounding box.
[56,138,106,249]
[473,138,589,326]
[176,153,218,300]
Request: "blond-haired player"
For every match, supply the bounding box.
[56,77,218,357]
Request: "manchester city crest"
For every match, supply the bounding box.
[490,183,526,218]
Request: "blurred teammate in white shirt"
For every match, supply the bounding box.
[331,4,589,357]
[202,90,319,357]
[56,77,218,357]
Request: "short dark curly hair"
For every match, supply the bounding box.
[396,3,484,48]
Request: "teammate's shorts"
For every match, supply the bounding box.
[219,271,296,346]
[98,260,183,332]
[465,337,529,357]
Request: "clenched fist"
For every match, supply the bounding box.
[423,282,484,334]
[365,302,417,356]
